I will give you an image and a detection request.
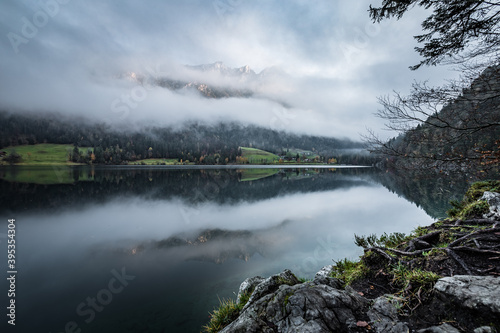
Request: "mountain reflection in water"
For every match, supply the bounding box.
[0,166,474,332]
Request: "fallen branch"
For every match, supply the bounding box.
[385,247,430,256]
[473,239,481,248]
[449,228,500,247]
[446,248,473,275]
[368,246,430,257]
[439,224,483,229]
[462,219,499,225]
[451,246,500,255]
[365,247,396,262]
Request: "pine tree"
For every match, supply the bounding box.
[370,1,500,69]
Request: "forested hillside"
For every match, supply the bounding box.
[0,111,370,165]
[366,1,500,173]
[371,65,500,170]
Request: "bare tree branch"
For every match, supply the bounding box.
[364,64,500,170]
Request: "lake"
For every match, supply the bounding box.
[0,166,466,332]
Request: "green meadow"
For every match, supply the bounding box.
[1,144,89,165]
[240,147,280,164]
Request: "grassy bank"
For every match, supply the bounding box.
[239,147,280,164]
[1,144,331,166]
[1,144,88,165]
[238,147,331,165]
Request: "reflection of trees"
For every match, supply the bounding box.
[3,166,488,220]
[371,168,486,219]
[0,167,375,213]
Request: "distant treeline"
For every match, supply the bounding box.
[0,111,375,165]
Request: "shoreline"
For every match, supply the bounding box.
[203,180,500,333]
[0,164,372,170]
[93,164,372,170]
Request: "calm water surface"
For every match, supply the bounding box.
[0,166,460,332]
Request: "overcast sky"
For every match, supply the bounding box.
[0,0,457,140]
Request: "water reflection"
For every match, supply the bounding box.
[0,166,372,213]
[1,166,445,332]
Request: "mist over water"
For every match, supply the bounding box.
[0,166,441,332]
[0,1,481,332]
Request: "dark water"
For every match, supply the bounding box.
[0,166,467,332]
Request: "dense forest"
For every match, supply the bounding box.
[371,65,500,171]
[0,111,375,165]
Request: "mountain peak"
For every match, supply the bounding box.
[187,62,255,76]
[238,65,252,74]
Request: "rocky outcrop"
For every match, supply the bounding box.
[220,267,500,332]
[221,269,370,332]
[481,191,500,220]
[416,323,461,333]
[434,275,500,321]
[367,297,409,332]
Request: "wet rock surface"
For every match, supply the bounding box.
[220,268,500,333]
[431,275,500,329]
[415,323,461,333]
[482,191,500,219]
[367,296,409,333]
[221,269,369,333]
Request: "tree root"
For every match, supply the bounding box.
[365,247,396,262]
[449,227,499,247]
[360,223,499,279]
[440,224,483,229]
[460,219,499,225]
[350,219,500,323]
[446,248,473,275]
[451,246,500,255]
[366,246,430,258]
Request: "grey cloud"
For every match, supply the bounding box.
[0,0,459,140]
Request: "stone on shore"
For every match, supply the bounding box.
[219,267,500,332]
[367,296,409,332]
[221,269,369,332]
[481,191,500,219]
[434,275,500,315]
